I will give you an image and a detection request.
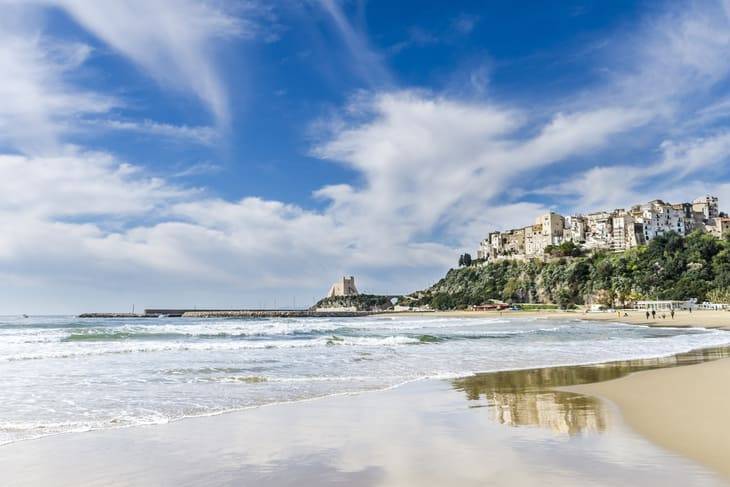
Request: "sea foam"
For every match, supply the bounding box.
[1,314,729,445]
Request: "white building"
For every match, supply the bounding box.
[584,212,613,250]
[563,215,586,243]
[708,216,730,238]
[611,213,639,251]
[693,195,719,221]
[638,200,686,241]
[475,195,723,262]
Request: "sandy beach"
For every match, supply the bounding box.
[387,308,730,330]
[3,345,730,486]
[570,357,730,479]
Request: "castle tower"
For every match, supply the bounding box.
[328,276,359,297]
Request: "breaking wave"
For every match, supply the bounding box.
[1,314,729,445]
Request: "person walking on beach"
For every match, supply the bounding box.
[671,309,675,319]
[645,311,650,320]
[651,309,656,319]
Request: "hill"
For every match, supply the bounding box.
[312,294,402,312]
[405,230,730,310]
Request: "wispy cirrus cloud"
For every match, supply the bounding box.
[96,119,218,145]
[316,0,392,87]
[0,13,117,154]
[451,13,479,35]
[524,0,730,214]
[37,0,271,125]
[0,0,255,152]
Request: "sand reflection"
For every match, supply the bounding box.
[452,346,730,435]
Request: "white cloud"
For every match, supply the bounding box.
[0,85,658,312]
[0,14,116,154]
[535,131,730,212]
[314,91,649,245]
[43,0,247,124]
[0,145,456,312]
[97,119,218,145]
[586,0,730,120]
[172,162,223,178]
[317,0,391,86]
[0,151,189,218]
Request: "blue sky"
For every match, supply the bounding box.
[2,0,730,313]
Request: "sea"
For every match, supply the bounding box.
[1,314,729,445]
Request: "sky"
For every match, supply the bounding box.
[2,0,730,313]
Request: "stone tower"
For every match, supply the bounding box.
[328,276,359,297]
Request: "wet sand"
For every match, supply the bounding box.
[570,357,730,479]
[2,348,730,486]
[382,308,730,481]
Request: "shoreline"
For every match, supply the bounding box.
[3,346,730,485]
[3,316,730,484]
[3,343,730,484]
[4,323,730,450]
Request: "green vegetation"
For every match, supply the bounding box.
[312,294,401,312]
[544,240,584,258]
[514,304,562,311]
[409,230,730,310]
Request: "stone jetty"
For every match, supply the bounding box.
[79,309,373,318]
[180,310,371,318]
[78,312,147,318]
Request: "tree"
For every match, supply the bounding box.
[430,293,455,310]
[458,254,464,267]
[708,287,730,304]
[546,240,584,258]
[556,287,574,309]
[594,289,616,308]
[685,230,721,264]
[712,248,730,288]
[502,278,520,302]
[463,253,472,266]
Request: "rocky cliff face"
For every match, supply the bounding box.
[406,258,592,310]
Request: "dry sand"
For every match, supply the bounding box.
[568,357,730,480]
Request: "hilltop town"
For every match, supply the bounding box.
[477,196,729,261]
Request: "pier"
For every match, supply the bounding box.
[79,309,374,318]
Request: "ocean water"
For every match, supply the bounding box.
[1,314,729,445]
